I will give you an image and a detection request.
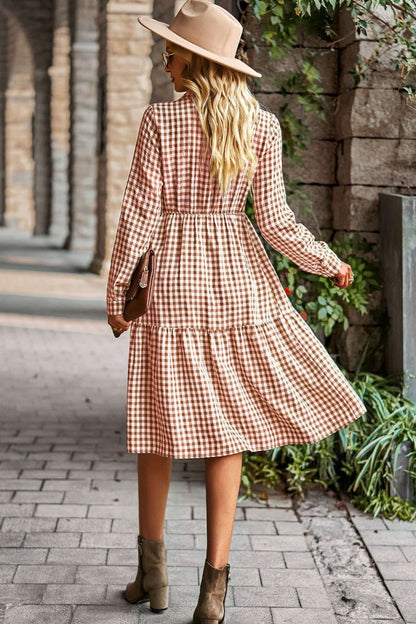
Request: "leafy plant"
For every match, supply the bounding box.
[345,372,416,518]
[241,452,281,499]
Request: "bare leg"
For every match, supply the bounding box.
[205,452,243,568]
[137,453,172,540]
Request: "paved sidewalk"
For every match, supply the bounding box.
[0,228,414,624]
[297,492,414,624]
[346,505,416,623]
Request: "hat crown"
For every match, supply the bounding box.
[168,0,242,59]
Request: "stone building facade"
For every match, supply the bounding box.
[0,0,176,260]
[0,0,414,372]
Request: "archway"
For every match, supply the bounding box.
[0,6,35,231]
[0,0,54,235]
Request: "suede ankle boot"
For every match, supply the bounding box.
[124,535,169,612]
[193,559,230,624]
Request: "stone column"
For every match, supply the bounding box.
[4,15,35,231]
[33,67,52,234]
[49,0,71,243]
[0,13,7,226]
[379,193,416,403]
[68,0,99,252]
[88,0,107,273]
[92,0,153,273]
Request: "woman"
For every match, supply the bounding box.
[106,1,367,622]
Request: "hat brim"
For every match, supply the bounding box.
[138,15,262,78]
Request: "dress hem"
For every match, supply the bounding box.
[126,405,367,460]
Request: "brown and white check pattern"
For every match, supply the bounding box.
[107,90,366,458]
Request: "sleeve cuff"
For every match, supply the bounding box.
[324,252,342,277]
[106,299,126,316]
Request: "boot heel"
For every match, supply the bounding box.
[149,585,169,612]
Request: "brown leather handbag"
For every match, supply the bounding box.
[125,247,156,320]
[112,246,156,338]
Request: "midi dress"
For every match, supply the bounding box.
[106,89,366,459]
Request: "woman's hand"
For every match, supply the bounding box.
[330,261,354,290]
[108,314,131,336]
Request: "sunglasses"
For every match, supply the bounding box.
[162,52,175,69]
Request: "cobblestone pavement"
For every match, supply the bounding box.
[0,228,414,624]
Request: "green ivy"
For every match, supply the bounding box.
[243,0,416,182]
[246,0,416,102]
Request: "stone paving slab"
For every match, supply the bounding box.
[346,502,416,623]
[4,605,73,624]
[271,608,338,624]
[384,582,416,622]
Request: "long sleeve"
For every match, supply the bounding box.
[106,105,163,315]
[251,113,342,277]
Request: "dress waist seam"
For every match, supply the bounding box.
[161,211,246,216]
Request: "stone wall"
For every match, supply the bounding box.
[246,9,416,373]
[334,11,416,234]
[246,20,340,242]
[333,11,416,373]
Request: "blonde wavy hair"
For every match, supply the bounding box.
[168,42,259,194]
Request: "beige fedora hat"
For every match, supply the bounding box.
[138,0,261,78]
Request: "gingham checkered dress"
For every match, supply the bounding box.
[107,90,366,458]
